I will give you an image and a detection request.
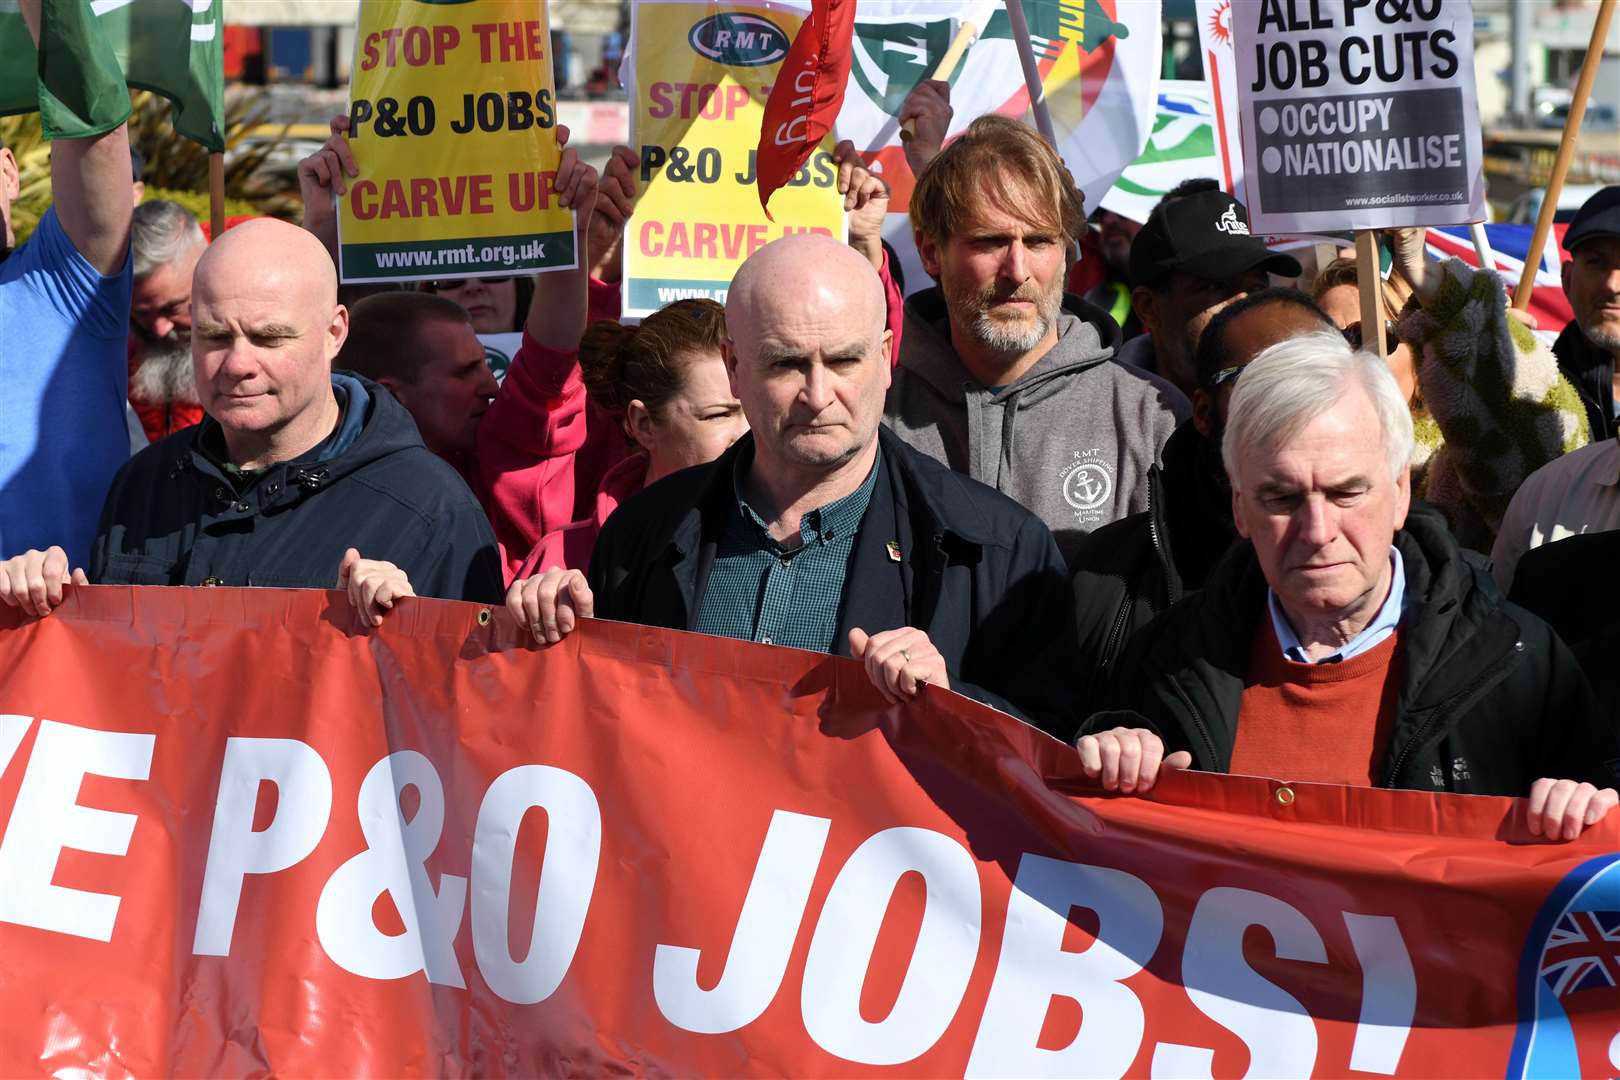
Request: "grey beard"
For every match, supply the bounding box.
[970,308,1052,355]
[130,339,198,404]
[1584,321,1620,353]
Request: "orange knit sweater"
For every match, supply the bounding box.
[1228,616,1404,786]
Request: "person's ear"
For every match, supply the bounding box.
[1191,387,1216,438]
[1562,257,1574,296]
[626,399,657,454]
[1231,479,1251,539]
[1132,286,1157,335]
[326,304,350,362]
[878,328,893,390]
[916,229,943,278]
[1393,463,1411,530]
[0,147,19,201]
[375,374,406,403]
[722,338,742,398]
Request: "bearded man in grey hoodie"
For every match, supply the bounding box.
[886,115,1189,563]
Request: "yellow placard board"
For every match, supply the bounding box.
[337,0,574,283]
[623,0,846,318]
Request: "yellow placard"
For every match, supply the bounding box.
[337,0,574,283]
[623,0,847,318]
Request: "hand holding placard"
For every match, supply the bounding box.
[337,1,576,283]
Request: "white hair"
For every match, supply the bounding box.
[131,199,205,282]
[1221,330,1415,487]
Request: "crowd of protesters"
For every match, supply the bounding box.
[3,35,1620,842]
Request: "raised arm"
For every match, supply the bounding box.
[1395,228,1590,550]
[21,0,131,274]
[525,126,599,352]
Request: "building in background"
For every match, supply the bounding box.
[220,0,628,95]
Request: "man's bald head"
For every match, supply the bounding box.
[720,234,894,478]
[194,218,338,310]
[727,234,886,356]
[189,217,352,461]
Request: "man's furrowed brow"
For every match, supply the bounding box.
[193,320,301,340]
[1255,479,1300,498]
[249,322,301,339]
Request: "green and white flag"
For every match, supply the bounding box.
[1099,79,1222,225]
[0,0,224,150]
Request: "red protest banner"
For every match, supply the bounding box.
[0,586,1614,1076]
[755,0,855,219]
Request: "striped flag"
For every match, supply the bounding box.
[1424,223,1573,337]
[0,0,224,151]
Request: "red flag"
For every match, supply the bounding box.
[755,0,855,219]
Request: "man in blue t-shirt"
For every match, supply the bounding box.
[0,97,135,567]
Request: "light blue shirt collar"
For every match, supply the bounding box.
[1268,546,1406,664]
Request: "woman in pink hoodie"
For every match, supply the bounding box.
[516,299,748,575]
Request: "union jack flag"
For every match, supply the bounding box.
[1539,910,1620,999]
[1425,223,1573,338]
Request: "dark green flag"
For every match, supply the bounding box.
[0,0,224,151]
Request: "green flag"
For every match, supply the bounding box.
[0,0,224,151]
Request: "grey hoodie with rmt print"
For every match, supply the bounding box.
[884,288,1190,565]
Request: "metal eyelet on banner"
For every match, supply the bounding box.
[477,608,492,626]
[1275,785,1296,807]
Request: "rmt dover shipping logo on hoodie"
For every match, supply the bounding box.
[1060,447,1115,523]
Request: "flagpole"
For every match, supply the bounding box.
[1513,0,1614,309]
[1004,0,1056,146]
[208,152,224,239]
[1469,221,1496,271]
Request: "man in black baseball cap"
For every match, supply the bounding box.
[1556,185,1620,440]
[1116,179,1302,398]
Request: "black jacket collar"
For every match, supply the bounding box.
[1143,503,1522,774]
[651,427,999,652]
[1555,323,1618,440]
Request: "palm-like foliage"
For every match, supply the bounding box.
[2,86,299,245]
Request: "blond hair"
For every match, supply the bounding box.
[909,115,1083,248]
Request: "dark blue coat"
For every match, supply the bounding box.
[90,374,504,603]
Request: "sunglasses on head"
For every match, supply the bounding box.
[1205,365,1242,391]
[1342,318,1400,354]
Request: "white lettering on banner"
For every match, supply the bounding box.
[1343,913,1416,1074]
[0,713,29,774]
[0,726,1423,1068]
[193,737,334,956]
[653,810,832,1034]
[968,855,1164,1079]
[316,751,468,987]
[470,764,601,1005]
[1152,887,1328,1078]
[0,718,154,942]
[801,827,983,1066]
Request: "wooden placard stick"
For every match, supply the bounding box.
[1513,0,1615,309]
[208,152,225,240]
[1356,230,1389,362]
[901,21,979,140]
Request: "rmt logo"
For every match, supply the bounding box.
[688,12,789,67]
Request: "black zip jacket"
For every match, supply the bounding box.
[90,374,504,603]
[1070,420,1238,702]
[587,427,1083,738]
[1084,506,1618,793]
[1556,322,1618,442]
[1509,531,1620,729]
[1508,529,1620,652]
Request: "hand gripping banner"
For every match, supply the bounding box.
[0,587,1617,1077]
